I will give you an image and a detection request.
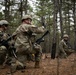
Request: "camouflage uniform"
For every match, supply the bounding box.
[13,15,45,69]
[58,34,74,58]
[26,33,36,61]
[0,20,9,65]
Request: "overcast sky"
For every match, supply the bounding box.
[0,0,3,2]
[0,0,37,13]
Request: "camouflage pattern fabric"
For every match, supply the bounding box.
[0,31,8,65]
[57,39,74,58]
[13,24,45,67]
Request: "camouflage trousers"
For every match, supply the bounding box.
[0,46,6,65]
[58,49,74,58]
[12,44,42,68]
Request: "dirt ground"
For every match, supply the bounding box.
[0,53,76,75]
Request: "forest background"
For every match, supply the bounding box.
[0,0,76,53]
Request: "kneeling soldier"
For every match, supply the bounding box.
[12,14,46,71]
[57,34,74,58]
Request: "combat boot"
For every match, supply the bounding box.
[11,63,17,73]
[35,61,40,68]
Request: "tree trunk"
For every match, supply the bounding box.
[51,0,57,59]
[24,0,28,14]
[73,0,76,50]
[20,0,23,18]
[58,0,63,39]
[5,0,10,21]
[67,3,70,36]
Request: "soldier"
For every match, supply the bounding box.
[57,34,74,58]
[0,20,9,68]
[12,14,45,70]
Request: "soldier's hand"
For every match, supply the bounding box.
[33,43,41,51]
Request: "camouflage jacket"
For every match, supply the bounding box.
[58,39,74,58]
[0,31,8,42]
[13,24,45,48]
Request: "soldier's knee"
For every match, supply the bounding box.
[0,46,6,64]
[0,46,6,52]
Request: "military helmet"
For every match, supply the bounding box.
[1,20,9,25]
[0,20,9,27]
[63,34,69,38]
[22,15,32,21]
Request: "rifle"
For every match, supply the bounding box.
[0,35,15,46]
[35,30,49,44]
[0,35,24,69]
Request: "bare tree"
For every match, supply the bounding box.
[4,0,11,21]
[19,0,28,18]
[72,0,76,50]
[51,0,58,59]
[58,0,63,38]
